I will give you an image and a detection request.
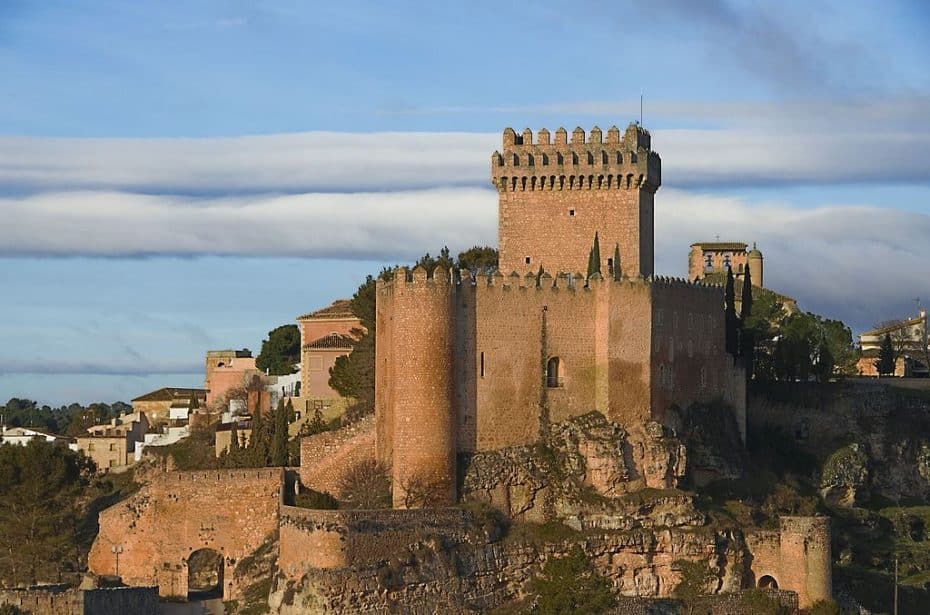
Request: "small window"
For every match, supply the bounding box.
[569,209,575,217]
[109,443,117,451]
[546,357,564,388]
[480,352,485,378]
[607,257,613,272]
[525,256,531,265]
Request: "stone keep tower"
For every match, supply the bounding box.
[492,123,661,276]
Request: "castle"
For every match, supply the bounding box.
[376,123,746,508]
[88,122,832,612]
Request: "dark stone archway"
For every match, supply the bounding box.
[187,548,224,601]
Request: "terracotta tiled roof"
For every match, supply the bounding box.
[297,299,355,321]
[131,387,206,403]
[861,316,926,337]
[304,333,355,350]
[691,242,748,251]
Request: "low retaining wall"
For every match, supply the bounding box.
[278,505,470,578]
[0,585,159,615]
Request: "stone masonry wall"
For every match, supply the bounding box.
[746,517,832,609]
[278,506,470,579]
[88,468,282,601]
[0,586,159,615]
[299,414,376,497]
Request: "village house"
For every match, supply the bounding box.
[858,309,929,377]
[131,387,206,423]
[75,411,149,471]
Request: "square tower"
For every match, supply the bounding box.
[491,123,661,276]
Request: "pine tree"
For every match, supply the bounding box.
[612,244,621,280]
[876,333,897,376]
[724,266,739,356]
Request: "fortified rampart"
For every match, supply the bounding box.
[746,517,832,609]
[492,124,661,276]
[376,266,745,507]
[0,585,159,615]
[89,468,283,601]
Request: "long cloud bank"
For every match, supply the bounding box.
[2,96,930,193]
[2,185,927,331]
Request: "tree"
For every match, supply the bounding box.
[725,266,739,356]
[0,441,92,586]
[814,337,835,383]
[270,399,291,467]
[256,324,300,376]
[612,244,621,280]
[586,232,601,278]
[532,545,616,615]
[876,333,897,376]
[456,246,498,272]
[416,246,454,276]
[336,459,391,509]
[740,265,755,377]
[673,559,717,615]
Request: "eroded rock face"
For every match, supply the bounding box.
[461,412,690,522]
[820,443,870,507]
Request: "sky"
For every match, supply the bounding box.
[1,0,929,405]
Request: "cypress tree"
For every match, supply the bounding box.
[725,266,739,356]
[739,265,755,377]
[612,244,621,280]
[876,333,897,376]
[270,399,288,467]
[250,402,268,466]
[590,232,601,276]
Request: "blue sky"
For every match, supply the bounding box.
[1,0,929,404]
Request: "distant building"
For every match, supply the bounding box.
[0,426,70,447]
[296,300,362,404]
[131,387,206,423]
[204,349,262,409]
[858,310,929,377]
[689,241,763,287]
[215,420,252,456]
[75,412,149,471]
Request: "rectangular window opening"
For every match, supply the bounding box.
[569,209,575,217]
[525,256,531,265]
[480,352,485,378]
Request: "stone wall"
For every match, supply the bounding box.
[0,586,159,615]
[88,468,283,601]
[278,506,470,578]
[492,124,660,277]
[298,415,376,497]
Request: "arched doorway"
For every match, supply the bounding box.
[758,574,779,590]
[187,548,224,600]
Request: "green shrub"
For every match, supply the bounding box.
[805,599,840,615]
[293,489,339,510]
[531,545,616,614]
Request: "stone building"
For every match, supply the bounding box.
[295,299,362,418]
[131,387,206,423]
[689,241,763,287]
[857,309,929,377]
[375,124,746,509]
[75,412,148,471]
[204,349,261,409]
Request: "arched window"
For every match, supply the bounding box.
[758,575,779,590]
[513,153,520,166]
[546,357,563,388]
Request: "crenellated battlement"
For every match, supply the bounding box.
[491,123,660,193]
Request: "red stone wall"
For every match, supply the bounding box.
[299,415,376,497]
[492,124,660,277]
[88,469,282,601]
[380,267,456,508]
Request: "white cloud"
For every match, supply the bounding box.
[2,185,927,331]
[3,96,929,194]
[0,188,498,260]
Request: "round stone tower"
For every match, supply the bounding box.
[779,516,832,608]
[748,242,764,288]
[388,266,456,509]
